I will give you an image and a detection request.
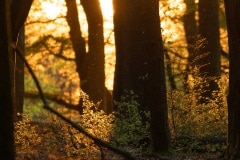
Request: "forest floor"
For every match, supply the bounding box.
[15,120,226,160]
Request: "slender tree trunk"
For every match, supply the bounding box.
[65,0,87,114]
[112,0,124,106]
[65,0,111,113]
[81,0,109,112]
[183,0,198,90]
[223,0,240,158]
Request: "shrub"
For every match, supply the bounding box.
[111,91,150,148]
[168,73,228,138]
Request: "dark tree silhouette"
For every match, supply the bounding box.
[12,27,25,122]
[197,0,221,103]
[65,0,112,113]
[65,0,87,114]
[223,0,240,158]
[0,0,32,158]
[11,0,33,121]
[113,0,170,154]
[0,1,15,159]
[81,0,111,112]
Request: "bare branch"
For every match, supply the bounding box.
[24,91,79,111]
[25,16,66,25]
[26,35,75,61]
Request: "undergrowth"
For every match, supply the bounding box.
[111,91,150,150]
[15,90,150,159]
[15,72,228,158]
[167,72,228,154]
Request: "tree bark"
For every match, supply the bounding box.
[81,0,109,112]
[197,0,221,103]
[12,27,25,122]
[0,0,32,157]
[10,0,33,121]
[113,0,170,154]
[223,0,240,158]
[65,0,111,113]
[65,0,87,114]
[0,0,15,159]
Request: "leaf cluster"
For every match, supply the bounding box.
[111,91,150,149]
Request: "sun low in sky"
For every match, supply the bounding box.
[41,1,65,19]
[39,0,114,90]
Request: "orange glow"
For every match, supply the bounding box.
[100,0,113,18]
[28,0,191,91]
[41,0,65,19]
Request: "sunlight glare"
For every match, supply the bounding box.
[100,0,113,18]
[41,1,62,19]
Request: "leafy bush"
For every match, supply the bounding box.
[15,115,41,155]
[111,91,150,148]
[71,90,115,142]
[167,73,228,138]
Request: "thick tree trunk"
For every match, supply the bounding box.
[12,27,25,122]
[0,0,15,159]
[11,0,33,121]
[0,0,32,157]
[113,0,150,115]
[197,0,221,103]
[113,0,170,154]
[223,0,240,158]
[146,1,170,153]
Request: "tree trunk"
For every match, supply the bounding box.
[13,27,25,122]
[65,0,87,114]
[197,0,221,103]
[10,0,33,121]
[182,0,198,90]
[223,0,240,158]
[0,0,32,157]
[65,0,111,113]
[81,0,109,112]
[113,0,170,154]
[146,1,170,153]
[0,0,15,159]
